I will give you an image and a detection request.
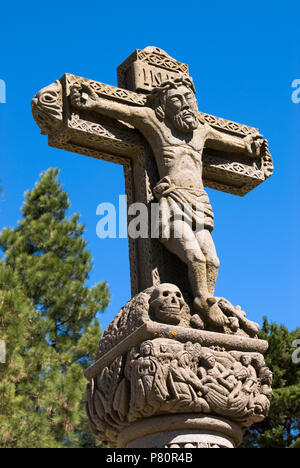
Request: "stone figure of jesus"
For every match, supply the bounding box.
[70,76,263,327]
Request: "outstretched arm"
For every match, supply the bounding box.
[70,83,150,127]
[204,124,264,158]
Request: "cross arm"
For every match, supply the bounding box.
[31,74,147,164]
[204,123,264,159]
[31,73,274,197]
[70,83,151,129]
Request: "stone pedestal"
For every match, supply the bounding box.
[85,286,273,448]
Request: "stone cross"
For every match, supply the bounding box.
[31,47,273,304]
[32,47,274,448]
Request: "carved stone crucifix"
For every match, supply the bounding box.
[31,46,273,332]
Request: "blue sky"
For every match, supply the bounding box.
[0,1,299,332]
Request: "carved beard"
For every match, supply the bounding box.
[169,108,199,134]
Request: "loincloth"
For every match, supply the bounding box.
[153,177,214,240]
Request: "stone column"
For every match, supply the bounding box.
[118,415,243,448]
[85,286,272,448]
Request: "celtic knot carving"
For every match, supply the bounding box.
[136,47,189,74]
[65,74,145,106]
[200,112,258,137]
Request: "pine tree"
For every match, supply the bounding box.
[0,261,58,447]
[0,168,110,447]
[242,318,300,448]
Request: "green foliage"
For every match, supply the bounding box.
[0,262,57,447]
[242,318,300,448]
[0,169,110,448]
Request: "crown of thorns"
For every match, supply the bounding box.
[146,75,196,105]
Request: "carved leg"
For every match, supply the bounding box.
[196,229,220,297]
[161,220,209,302]
[206,263,219,297]
[188,257,209,300]
[161,223,227,328]
[192,230,227,328]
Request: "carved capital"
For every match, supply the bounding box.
[86,286,272,448]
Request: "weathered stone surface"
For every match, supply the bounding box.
[67,72,268,329]
[118,414,243,448]
[117,47,189,93]
[88,286,265,371]
[32,47,274,448]
[85,287,272,447]
[31,47,274,304]
[31,72,273,198]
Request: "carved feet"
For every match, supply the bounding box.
[192,295,259,337]
[193,296,229,329]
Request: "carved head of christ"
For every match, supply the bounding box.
[146,76,199,134]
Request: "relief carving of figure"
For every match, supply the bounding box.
[250,366,273,421]
[87,340,273,445]
[167,349,210,413]
[228,355,257,405]
[196,350,268,424]
[125,340,169,421]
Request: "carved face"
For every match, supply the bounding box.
[202,353,216,369]
[241,355,251,366]
[260,367,273,385]
[164,85,199,134]
[150,284,186,325]
[178,351,190,367]
[140,341,153,357]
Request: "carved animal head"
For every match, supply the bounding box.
[262,149,274,179]
[31,81,62,135]
[149,283,187,325]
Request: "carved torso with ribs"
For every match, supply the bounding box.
[138,114,208,189]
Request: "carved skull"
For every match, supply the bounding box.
[149,284,186,325]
